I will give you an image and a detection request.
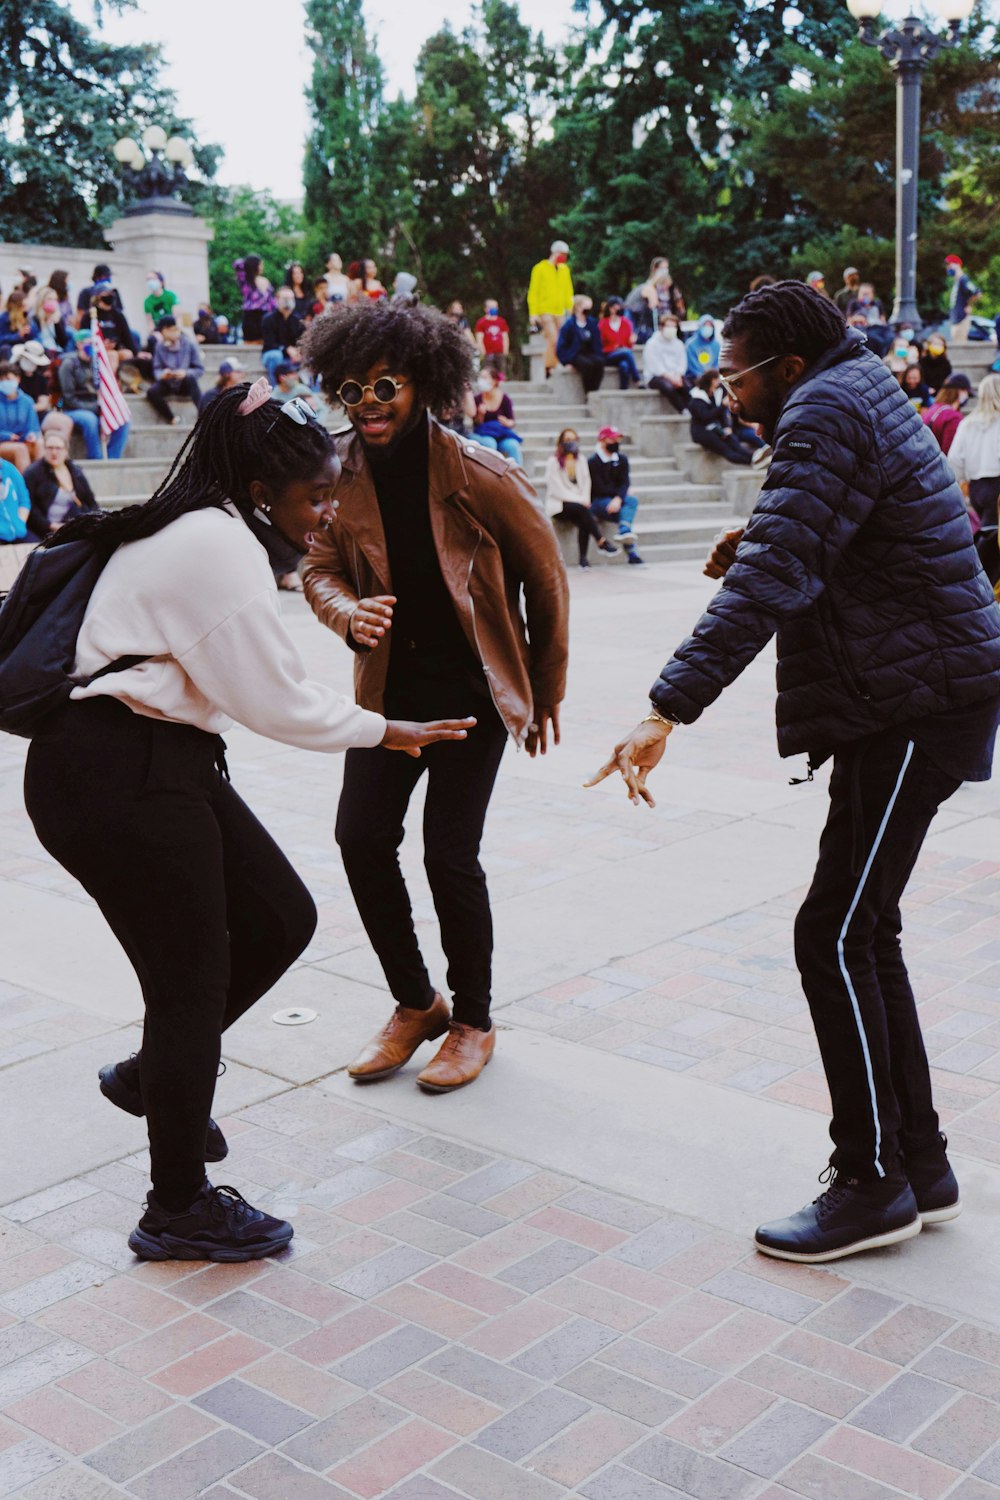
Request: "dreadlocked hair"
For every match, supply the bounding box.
[44,385,335,553]
[722,280,848,368]
[301,300,476,416]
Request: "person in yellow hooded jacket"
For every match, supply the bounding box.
[527,240,574,375]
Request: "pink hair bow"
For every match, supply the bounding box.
[238,377,272,416]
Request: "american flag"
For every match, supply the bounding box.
[88,315,130,438]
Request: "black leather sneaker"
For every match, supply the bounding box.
[905,1134,961,1225]
[99,1060,228,1163]
[755,1168,922,1263]
[128,1183,293,1262]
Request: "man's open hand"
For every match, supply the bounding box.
[584,719,671,807]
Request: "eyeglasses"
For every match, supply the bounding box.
[717,354,782,400]
[336,376,407,407]
[265,395,315,433]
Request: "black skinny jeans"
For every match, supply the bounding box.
[25,698,316,1209]
[555,501,603,563]
[693,427,752,465]
[146,375,203,422]
[647,376,688,413]
[794,729,960,1182]
[336,671,507,1030]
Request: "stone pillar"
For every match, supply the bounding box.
[104,211,214,331]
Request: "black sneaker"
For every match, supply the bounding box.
[754,1168,921,1263]
[627,549,645,566]
[905,1133,961,1225]
[128,1183,293,1262]
[579,557,592,569]
[99,1060,228,1163]
[598,539,619,555]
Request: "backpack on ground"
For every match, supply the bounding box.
[0,538,146,738]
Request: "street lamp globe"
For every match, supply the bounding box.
[164,135,193,166]
[845,0,880,16]
[113,136,142,166]
[142,124,168,152]
[935,0,974,19]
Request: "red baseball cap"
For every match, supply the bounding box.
[598,425,623,443]
[945,254,963,267]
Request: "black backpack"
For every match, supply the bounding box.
[0,539,146,738]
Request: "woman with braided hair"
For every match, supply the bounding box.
[589,278,1000,1265]
[23,379,475,1263]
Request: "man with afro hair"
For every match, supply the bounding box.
[301,301,569,1093]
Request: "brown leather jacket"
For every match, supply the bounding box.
[302,416,570,745]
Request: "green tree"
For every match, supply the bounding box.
[203,186,306,322]
[0,0,217,246]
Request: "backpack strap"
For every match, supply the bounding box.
[87,655,150,682]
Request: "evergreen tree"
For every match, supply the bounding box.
[203,186,306,322]
[0,0,216,246]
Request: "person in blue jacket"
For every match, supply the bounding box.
[0,457,30,543]
[588,281,1000,1266]
[556,296,605,393]
[684,315,721,386]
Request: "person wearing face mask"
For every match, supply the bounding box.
[58,330,131,460]
[0,362,42,472]
[528,240,574,376]
[33,290,69,355]
[475,299,510,372]
[89,281,146,387]
[920,333,952,396]
[545,427,618,568]
[556,295,605,393]
[685,316,721,386]
[643,314,689,411]
[945,254,980,342]
[261,288,307,387]
[144,271,179,334]
[147,317,205,425]
[598,298,642,389]
[834,267,861,314]
[10,341,54,410]
[472,366,523,465]
[588,427,644,564]
[921,374,971,455]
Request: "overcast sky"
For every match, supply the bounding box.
[80,0,581,200]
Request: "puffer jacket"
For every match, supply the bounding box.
[650,329,1000,757]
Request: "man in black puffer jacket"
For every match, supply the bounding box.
[588,281,1000,1265]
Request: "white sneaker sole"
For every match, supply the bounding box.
[920,1200,962,1226]
[754,1214,922,1263]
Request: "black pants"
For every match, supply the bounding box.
[146,376,203,422]
[647,376,688,413]
[572,355,605,393]
[336,673,507,1029]
[694,428,752,465]
[794,730,960,1181]
[556,501,603,563]
[24,698,316,1208]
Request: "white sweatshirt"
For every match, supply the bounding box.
[71,506,386,753]
[543,453,592,518]
[642,331,688,384]
[948,415,1000,486]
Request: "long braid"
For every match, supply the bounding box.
[722,281,848,367]
[46,386,335,552]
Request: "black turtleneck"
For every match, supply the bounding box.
[368,415,479,685]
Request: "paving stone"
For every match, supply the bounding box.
[1,1183,97,1225]
[407,1138,495,1175]
[849,1372,956,1442]
[5,1387,121,1457]
[0,1339,93,1406]
[717,1400,833,1478]
[597,1338,720,1400]
[463,1301,571,1360]
[663,1379,775,1453]
[207,1288,315,1347]
[329,1244,436,1299]
[778,1453,904,1500]
[917,1347,1000,1403]
[149,1332,270,1398]
[0,1439,64,1496]
[559,1361,684,1427]
[532,1409,644,1488]
[857,1305,955,1366]
[431,1442,565,1498]
[336,1125,421,1163]
[126,1429,265,1500]
[579,1464,689,1498]
[776,1330,897,1393]
[445,1162,535,1204]
[611,1221,704,1270]
[423,1345,541,1408]
[498,1240,595,1292]
[411,1196,508,1238]
[912,1394,1000,1470]
[0,1260,106,1318]
[804,1289,901,1345]
[225,1451,351,1497]
[556,1191,660,1235]
[475,1386,589,1460]
[700,1270,819,1325]
[17,1467,125,1500]
[740,1354,864,1419]
[281,1395,405,1472]
[976,1443,1000,1485]
[416,1264,523,1315]
[0,1324,54,1370]
[819,1425,960,1499]
[377,1282,486,1340]
[528,1207,629,1253]
[290,1307,401,1370]
[951,1480,1000,1500]
[194,1376,313,1445]
[330,1418,456,1497]
[85,1404,218,1482]
[378,1368,502,1436]
[383,1480,468,1500]
[511,1317,618,1381]
[380,1210,474,1258]
[242,1353,357,1420]
[624,1433,759,1499]
[333,1323,445,1389]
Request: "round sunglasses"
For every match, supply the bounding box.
[336,376,408,407]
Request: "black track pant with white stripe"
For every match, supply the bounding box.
[794,728,961,1181]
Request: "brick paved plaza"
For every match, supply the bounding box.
[1,560,999,1499]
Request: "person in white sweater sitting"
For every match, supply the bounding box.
[643,313,689,413]
[544,426,619,569]
[23,378,474,1265]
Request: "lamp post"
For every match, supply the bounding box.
[847,0,974,330]
[112,125,196,217]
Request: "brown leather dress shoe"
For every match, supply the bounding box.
[416,1023,495,1093]
[348,994,451,1081]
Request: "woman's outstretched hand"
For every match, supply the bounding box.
[382,718,477,758]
